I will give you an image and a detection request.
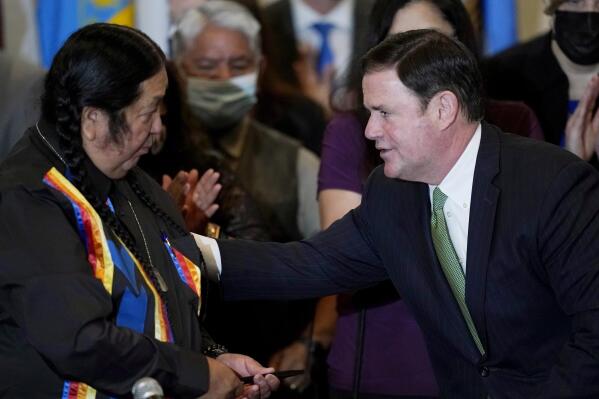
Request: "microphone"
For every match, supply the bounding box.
[132,377,164,399]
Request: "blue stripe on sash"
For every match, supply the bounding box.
[107,239,139,295]
[107,239,148,334]
[116,285,148,334]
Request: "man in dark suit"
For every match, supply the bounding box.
[196,30,599,398]
[262,0,373,96]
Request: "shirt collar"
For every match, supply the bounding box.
[291,0,354,32]
[429,123,481,209]
[85,157,114,203]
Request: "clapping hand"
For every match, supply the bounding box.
[565,74,599,161]
[189,169,222,218]
[162,169,222,233]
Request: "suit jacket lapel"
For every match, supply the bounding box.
[465,122,500,353]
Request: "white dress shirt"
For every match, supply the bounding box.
[290,0,354,80]
[428,124,481,274]
[193,233,222,279]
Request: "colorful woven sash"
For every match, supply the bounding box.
[43,167,201,398]
[162,234,202,314]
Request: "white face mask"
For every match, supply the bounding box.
[186,72,258,130]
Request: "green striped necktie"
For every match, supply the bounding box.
[431,187,485,355]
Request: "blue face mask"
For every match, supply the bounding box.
[186,72,258,130]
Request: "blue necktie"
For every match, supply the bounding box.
[311,22,335,76]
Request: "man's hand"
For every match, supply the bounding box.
[217,353,280,399]
[200,357,243,399]
[565,74,599,161]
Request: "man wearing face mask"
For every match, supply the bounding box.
[172,0,320,243]
[171,0,321,372]
[483,0,599,168]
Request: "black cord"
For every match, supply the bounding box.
[352,307,366,399]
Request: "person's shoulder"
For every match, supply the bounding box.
[327,112,362,133]
[484,99,544,139]
[298,146,319,165]
[250,119,303,148]
[493,124,591,180]
[0,128,53,192]
[489,33,549,63]
[483,34,551,82]
[322,112,366,156]
[363,164,418,197]
[497,126,570,159]
[358,165,424,226]
[0,132,73,216]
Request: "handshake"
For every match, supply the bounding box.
[133,353,290,399]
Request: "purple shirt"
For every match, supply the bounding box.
[318,113,438,396]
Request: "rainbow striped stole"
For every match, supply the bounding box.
[43,168,114,294]
[43,167,174,398]
[162,234,202,314]
[61,381,96,399]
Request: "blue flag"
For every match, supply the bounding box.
[482,0,518,55]
[37,0,134,68]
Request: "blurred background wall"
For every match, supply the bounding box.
[1,0,553,68]
[517,0,550,41]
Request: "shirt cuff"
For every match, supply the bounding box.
[191,233,222,280]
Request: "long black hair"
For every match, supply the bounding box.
[41,23,183,299]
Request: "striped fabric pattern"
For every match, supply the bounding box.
[163,235,202,314]
[431,187,485,355]
[43,167,174,398]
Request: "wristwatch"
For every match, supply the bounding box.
[202,343,229,358]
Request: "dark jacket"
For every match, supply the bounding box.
[219,122,599,398]
[483,33,598,167]
[483,33,567,146]
[0,122,211,398]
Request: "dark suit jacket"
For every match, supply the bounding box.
[219,122,599,398]
[483,34,566,146]
[262,0,373,87]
